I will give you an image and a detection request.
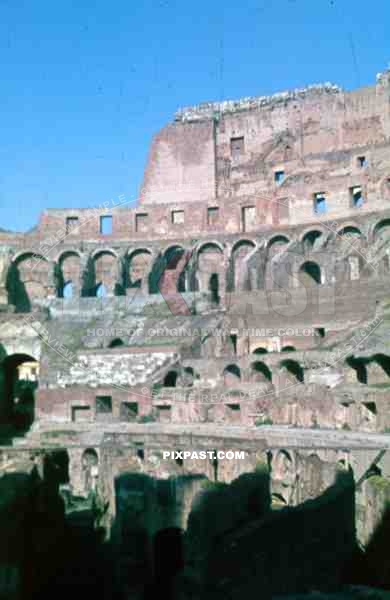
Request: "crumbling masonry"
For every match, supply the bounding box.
[2,69,390,597]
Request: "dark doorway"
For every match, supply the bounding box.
[0,353,37,433]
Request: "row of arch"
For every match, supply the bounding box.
[5,216,390,310]
[161,352,390,390]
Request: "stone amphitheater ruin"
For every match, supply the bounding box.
[2,69,390,598]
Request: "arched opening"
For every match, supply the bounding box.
[163,371,178,388]
[157,246,188,296]
[7,253,49,312]
[268,235,289,256]
[128,249,152,289]
[281,346,296,352]
[108,338,125,348]
[62,280,73,299]
[0,353,38,433]
[373,354,390,377]
[196,242,224,296]
[338,226,362,240]
[251,361,272,383]
[44,450,70,486]
[271,493,287,508]
[57,251,80,298]
[82,448,99,495]
[346,356,367,384]
[92,250,119,296]
[373,219,390,242]
[280,359,304,383]
[302,230,322,250]
[229,240,255,291]
[223,364,241,386]
[164,246,185,270]
[253,347,268,355]
[298,261,322,286]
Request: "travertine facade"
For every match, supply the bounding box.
[2,72,390,597]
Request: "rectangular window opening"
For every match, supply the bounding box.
[313,193,327,215]
[120,402,138,422]
[350,186,364,208]
[357,156,367,168]
[230,136,244,160]
[207,206,219,226]
[274,170,285,184]
[241,205,256,232]
[71,406,91,422]
[171,210,184,225]
[95,395,112,414]
[100,215,113,235]
[135,213,148,233]
[66,216,79,234]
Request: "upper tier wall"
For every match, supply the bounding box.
[140,70,390,217]
[1,71,390,242]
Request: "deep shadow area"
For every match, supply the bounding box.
[2,459,390,599]
[0,353,37,438]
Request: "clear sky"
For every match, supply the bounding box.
[0,0,389,232]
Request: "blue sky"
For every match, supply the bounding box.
[0,0,389,232]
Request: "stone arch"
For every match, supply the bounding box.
[160,245,188,294]
[108,338,125,348]
[127,248,153,290]
[280,359,304,383]
[82,448,99,495]
[196,240,225,255]
[252,347,268,355]
[229,239,256,292]
[267,235,290,255]
[345,356,367,384]
[57,251,81,298]
[0,352,38,431]
[373,219,390,242]
[250,361,272,383]
[301,229,323,251]
[90,247,119,259]
[337,225,363,239]
[7,252,49,312]
[196,242,225,298]
[54,248,83,262]
[223,364,241,386]
[298,261,322,286]
[82,447,98,465]
[92,250,120,296]
[281,346,296,352]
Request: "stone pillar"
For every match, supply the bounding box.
[45,260,58,300]
[78,253,90,296]
[0,246,12,308]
